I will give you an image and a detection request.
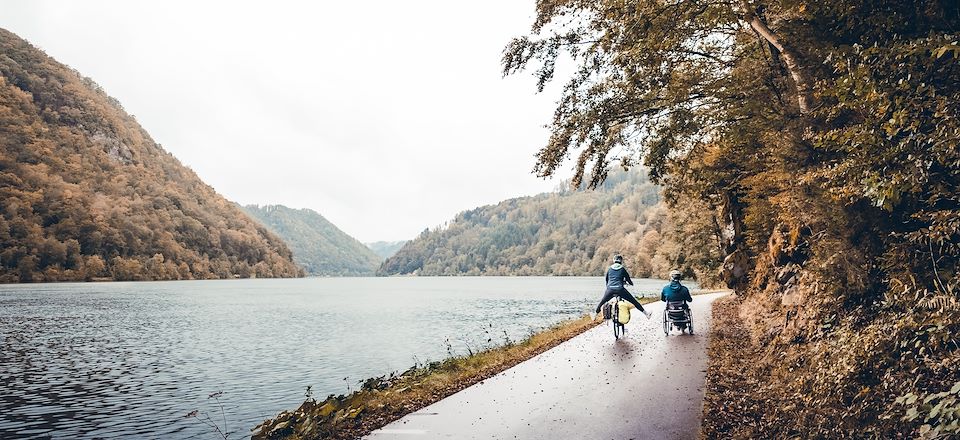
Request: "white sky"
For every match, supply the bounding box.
[1,0,568,243]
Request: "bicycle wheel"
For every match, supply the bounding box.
[612,298,621,340]
[663,311,670,335]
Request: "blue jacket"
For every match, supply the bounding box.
[661,281,692,302]
[605,263,633,289]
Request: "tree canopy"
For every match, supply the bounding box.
[506,1,960,437]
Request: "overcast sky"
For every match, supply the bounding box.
[1,1,568,243]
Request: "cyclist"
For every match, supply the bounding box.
[661,269,693,308]
[595,254,652,319]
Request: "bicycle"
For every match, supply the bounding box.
[602,296,626,340]
[613,296,626,339]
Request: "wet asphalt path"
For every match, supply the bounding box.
[367,291,728,440]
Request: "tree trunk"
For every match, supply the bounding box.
[741,2,814,114]
[719,191,750,291]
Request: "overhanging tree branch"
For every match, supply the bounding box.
[740,1,814,114]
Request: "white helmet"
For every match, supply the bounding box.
[669,269,682,280]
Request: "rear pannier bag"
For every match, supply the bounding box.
[602,303,613,320]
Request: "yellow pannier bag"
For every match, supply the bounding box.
[617,301,634,324]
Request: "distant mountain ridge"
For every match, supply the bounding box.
[242,204,381,276]
[365,240,407,260]
[378,170,710,278]
[0,28,301,282]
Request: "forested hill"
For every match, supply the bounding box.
[0,29,302,282]
[379,170,722,280]
[242,205,381,276]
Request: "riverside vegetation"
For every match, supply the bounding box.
[504,0,960,437]
[0,29,301,282]
[252,290,715,440]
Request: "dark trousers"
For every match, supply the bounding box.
[596,287,645,314]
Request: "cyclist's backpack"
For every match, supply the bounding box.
[601,303,613,320]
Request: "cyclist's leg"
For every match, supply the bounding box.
[618,289,646,312]
[595,288,616,314]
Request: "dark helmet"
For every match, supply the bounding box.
[613,254,623,264]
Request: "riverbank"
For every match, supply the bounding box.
[251,313,606,440]
[368,292,727,440]
[253,290,723,440]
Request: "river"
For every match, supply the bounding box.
[0,276,680,439]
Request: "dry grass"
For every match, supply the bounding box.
[252,292,704,440]
[251,313,606,440]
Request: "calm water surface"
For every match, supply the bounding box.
[0,276,677,439]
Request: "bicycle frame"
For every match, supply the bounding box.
[612,296,625,340]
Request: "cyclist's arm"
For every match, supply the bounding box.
[623,268,634,286]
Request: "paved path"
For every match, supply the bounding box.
[367,292,728,440]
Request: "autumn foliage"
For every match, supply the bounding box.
[0,29,302,282]
[379,170,724,284]
[507,0,960,437]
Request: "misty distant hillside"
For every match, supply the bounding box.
[242,205,381,276]
[365,241,408,260]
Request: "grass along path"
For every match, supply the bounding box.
[251,295,674,440]
[368,291,728,440]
